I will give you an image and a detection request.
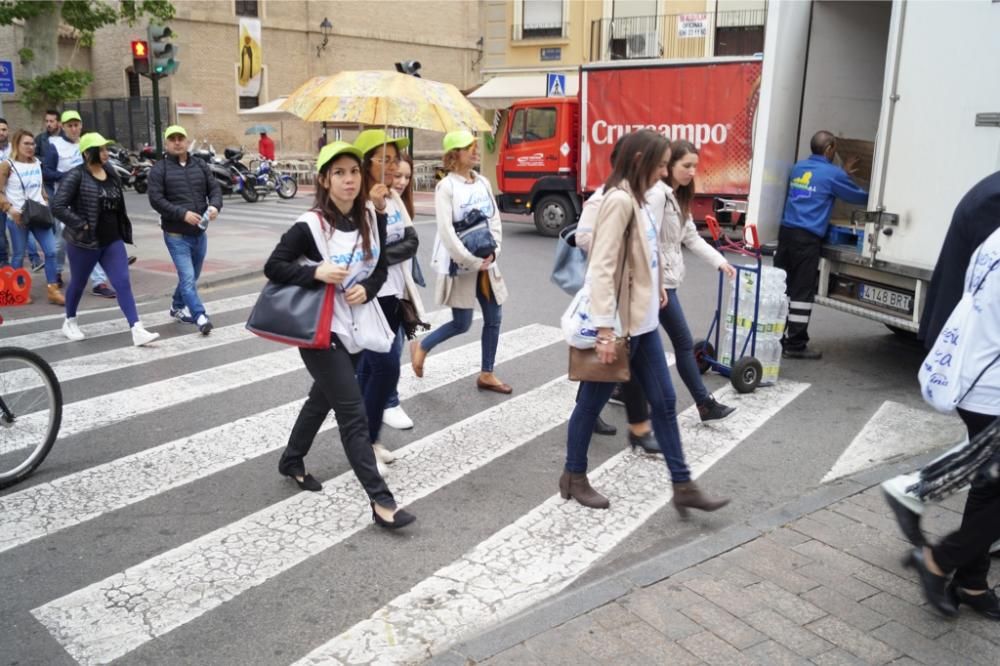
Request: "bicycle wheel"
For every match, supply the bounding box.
[0,347,63,490]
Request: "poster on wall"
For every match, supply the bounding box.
[678,13,709,39]
[237,18,263,97]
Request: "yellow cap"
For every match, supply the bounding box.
[316,141,364,173]
[353,129,409,157]
[60,110,82,124]
[442,130,476,153]
[164,125,187,139]
[78,132,114,154]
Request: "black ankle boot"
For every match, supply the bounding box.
[593,415,617,436]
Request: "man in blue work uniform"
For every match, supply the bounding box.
[775,131,869,359]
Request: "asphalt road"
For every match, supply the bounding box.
[0,200,963,665]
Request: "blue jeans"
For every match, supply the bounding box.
[89,262,109,287]
[420,281,502,372]
[163,231,208,318]
[357,341,402,443]
[566,331,691,482]
[26,234,40,265]
[0,214,8,264]
[358,326,405,409]
[6,218,58,284]
[660,288,710,405]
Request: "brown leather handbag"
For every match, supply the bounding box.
[567,214,632,383]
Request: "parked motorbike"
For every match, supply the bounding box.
[191,145,258,203]
[245,159,298,199]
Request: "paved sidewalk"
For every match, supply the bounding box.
[438,459,999,665]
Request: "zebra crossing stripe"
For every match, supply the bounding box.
[292,380,811,665]
[0,323,557,555]
[0,308,468,393]
[31,373,579,665]
[2,293,261,351]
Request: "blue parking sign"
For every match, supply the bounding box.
[0,61,14,94]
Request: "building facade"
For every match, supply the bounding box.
[0,0,484,157]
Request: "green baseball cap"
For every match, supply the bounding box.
[316,141,364,173]
[442,130,476,153]
[78,132,114,154]
[353,129,409,157]
[60,110,82,124]
[164,124,187,139]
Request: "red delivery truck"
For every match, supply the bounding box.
[495,57,763,236]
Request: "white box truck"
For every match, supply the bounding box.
[747,0,1000,333]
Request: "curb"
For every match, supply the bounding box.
[433,451,940,665]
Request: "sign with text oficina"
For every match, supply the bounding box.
[0,266,32,306]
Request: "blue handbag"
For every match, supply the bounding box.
[450,208,497,276]
[550,223,587,295]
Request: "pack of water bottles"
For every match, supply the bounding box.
[720,265,789,385]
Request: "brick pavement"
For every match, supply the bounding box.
[439,469,1000,666]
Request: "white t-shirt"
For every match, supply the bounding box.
[635,201,662,335]
[448,173,496,223]
[4,159,46,213]
[0,144,10,162]
[378,197,407,298]
[50,136,83,191]
[956,228,1000,415]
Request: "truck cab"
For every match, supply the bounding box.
[496,97,581,236]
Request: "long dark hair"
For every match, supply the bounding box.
[603,129,669,204]
[396,151,415,219]
[314,153,373,260]
[361,142,399,208]
[666,140,698,221]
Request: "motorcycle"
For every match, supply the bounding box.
[245,159,298,199]
[191,145,258,203]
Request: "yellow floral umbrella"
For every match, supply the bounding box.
[280,70,490,133]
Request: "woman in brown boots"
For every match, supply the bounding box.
[0,129,64,305]
[561,129,729,515]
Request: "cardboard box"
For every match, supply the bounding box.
[830,137,875,225]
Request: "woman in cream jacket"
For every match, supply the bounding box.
[410,130,511,393]
[561,129,729,516]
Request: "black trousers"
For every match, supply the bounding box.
[278,337,395,508]
[774,226,823,351]
[932,409,1000,590]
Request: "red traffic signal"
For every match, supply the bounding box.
[132,40,150,74]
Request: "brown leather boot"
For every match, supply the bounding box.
[47,283,65,305]
[672,482,730,518]
[559,471,610,509]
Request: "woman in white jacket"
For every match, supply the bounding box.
[410,130,511,393]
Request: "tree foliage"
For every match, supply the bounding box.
[0,0,176,110]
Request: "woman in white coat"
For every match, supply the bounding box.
[410,130,511,394]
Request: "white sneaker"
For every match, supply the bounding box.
[881,473,924,515]
[131,322,160,347]
[62,317,85,341]
[376,457,389,478]
[382,406,414,430]
[373,443,396,464]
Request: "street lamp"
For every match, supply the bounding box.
[316,17,332,57]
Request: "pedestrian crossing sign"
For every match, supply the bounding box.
[546,73,566,98]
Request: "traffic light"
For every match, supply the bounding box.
[147,23,178,75]
[394,60,421,78]
[131,40,150,75]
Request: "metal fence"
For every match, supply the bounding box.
[589,9,767,62]
[63,96,171,151]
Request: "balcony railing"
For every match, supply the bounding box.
[589,9,767,62]
[512,22,570,41]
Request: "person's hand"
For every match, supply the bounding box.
[659,288,669,308]
[720,262,737,280]
[184,211,201,226]
[843,156,860,176]
[8,209,23,226]
[479,254,494,271]
[207,206,219,221]
[369,184,389,211]
[314,262,349,285]
[345,284,367,305]
[595,328,618,365]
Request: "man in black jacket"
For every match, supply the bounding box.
[147,125,223,335]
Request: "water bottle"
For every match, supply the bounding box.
[197,210,211,231]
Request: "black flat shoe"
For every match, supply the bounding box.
[593,415,617,436]
[948,584,1000,620]
[628,431,660,455]
[881,485,925,547]
[283,472,322,492]
[698,397,736,423]
[372,503,416,530]
[905,548,958,617]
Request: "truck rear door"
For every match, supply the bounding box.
[868,0,1000,272]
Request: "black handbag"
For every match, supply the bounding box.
[7,160,54,230]
[246,281,336,348]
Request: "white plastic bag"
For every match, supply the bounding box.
[560,282,622,350]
